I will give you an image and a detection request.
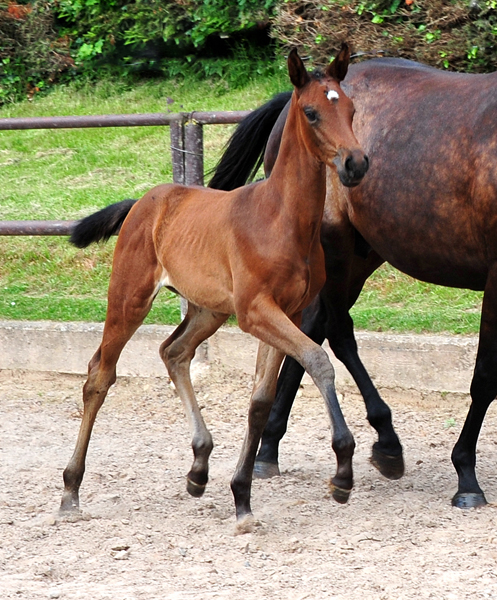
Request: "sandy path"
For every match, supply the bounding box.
[1,366,497,599]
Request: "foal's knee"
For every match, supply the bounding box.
[302,346,335,380]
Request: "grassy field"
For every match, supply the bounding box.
[0,70,483,334]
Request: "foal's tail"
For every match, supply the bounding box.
[70,198,137,248]
[208,91,291,191]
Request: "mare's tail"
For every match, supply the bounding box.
[70,199,137,248]
[208,91,291,191]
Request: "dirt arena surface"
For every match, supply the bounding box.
[1,364,497,600]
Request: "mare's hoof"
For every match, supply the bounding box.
[329,483,352,504]
[451,492,487,509]
[370,446,405,480]
[253,460,281,479]
[187,478,206,498]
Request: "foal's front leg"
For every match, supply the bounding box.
[255,295,326,478]
[160,304,228,497]
[244,305,355,505]
[322,252,404,480]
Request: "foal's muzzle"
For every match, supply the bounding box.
[334,150,369,187]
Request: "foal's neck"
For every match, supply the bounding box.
[268,94,327,227]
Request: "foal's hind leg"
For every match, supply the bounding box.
[160,304,228,498]
[231,342,284,526]
[60,240,159,512]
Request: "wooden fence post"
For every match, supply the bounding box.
[170,118,186,185]
[184,119,204,186]
[172,117,208,367]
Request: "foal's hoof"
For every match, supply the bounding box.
[329,483,352,505]
[370,446,405,480]
[234,513,257,535]
[451,492,488,509]
[186,478,206,498]
[253,460,281,479]
[58,505,82,518]
[59,492,81,515]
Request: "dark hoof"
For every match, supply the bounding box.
[451,492,487,509]
[253,460,281,479]
[370,446,405,480]
[187,478,206,498]
[329,483,352,504]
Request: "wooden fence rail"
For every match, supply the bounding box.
[0,110,250,236]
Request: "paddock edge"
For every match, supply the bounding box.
[0,320,477,394]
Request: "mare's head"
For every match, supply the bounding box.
[288,45,368,187]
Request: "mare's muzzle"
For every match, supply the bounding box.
[334,149,369,187]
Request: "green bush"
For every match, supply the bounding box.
[55,0,278,76]
[272,0,497,72]
[3,0,497,107]
[0,0,277,104]
[0,0,75,104]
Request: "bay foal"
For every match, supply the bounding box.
[61,46,369,525]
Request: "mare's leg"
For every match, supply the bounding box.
[242,304,355,505]
[160,304,228,498]
[60,237,159,512]
[254,295,326,478]
[231,342,285,524]
[451,265,497,508]
[325,252,404,479]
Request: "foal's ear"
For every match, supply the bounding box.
[288,48,311,90]
[326,42,350,83]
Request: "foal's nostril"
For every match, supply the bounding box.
[335,151,369,187]
[346,153,369,177]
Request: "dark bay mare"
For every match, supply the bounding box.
[209,57,497,509]
[62,47,369,527]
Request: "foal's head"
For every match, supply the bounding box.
[288,45,369,187]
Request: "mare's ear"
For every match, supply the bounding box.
[326,42,350,82]
[288,48,310,90]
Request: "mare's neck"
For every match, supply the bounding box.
[267,94,327,230]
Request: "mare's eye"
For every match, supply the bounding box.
[304,107,319,124]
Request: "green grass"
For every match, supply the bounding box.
[0,69,289,326]
[0,69,484,334]
[350,265,482,335]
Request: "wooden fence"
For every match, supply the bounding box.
[0,110,250,235]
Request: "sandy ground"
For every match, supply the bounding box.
[1,364,497,600]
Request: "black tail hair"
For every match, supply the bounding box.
[208,91,291,191]
[70,199,138,248]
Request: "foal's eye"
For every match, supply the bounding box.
[304,107,319,124]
